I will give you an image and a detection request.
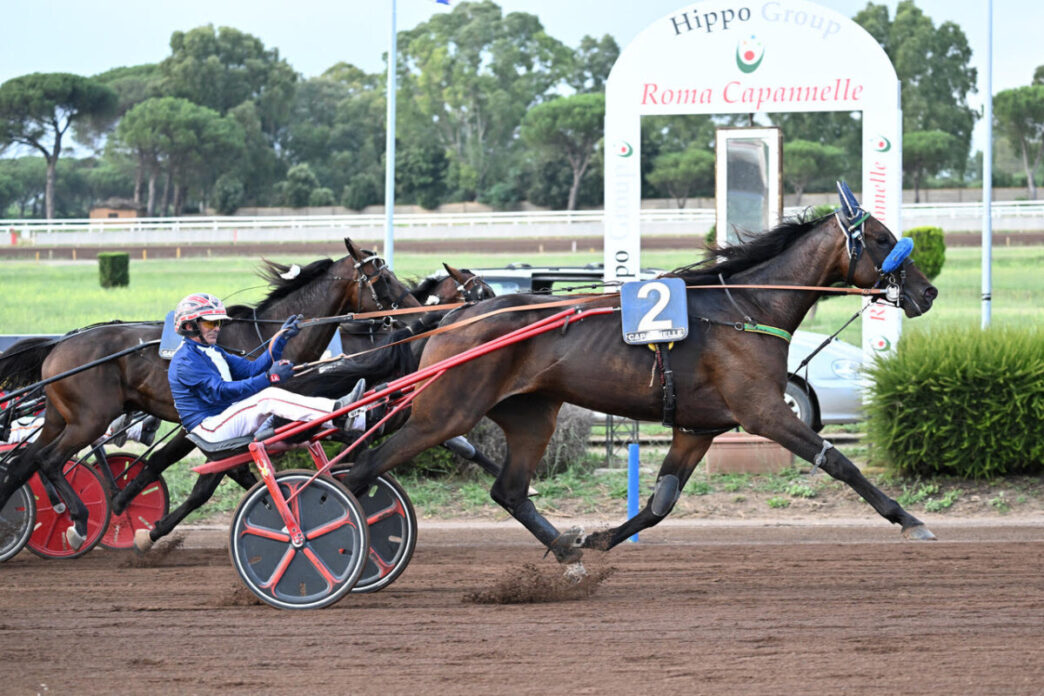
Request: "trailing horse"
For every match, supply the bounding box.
[0,239,420,549]
[341,186,939,573]
[338,263,494,355]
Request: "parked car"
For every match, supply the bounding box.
[443,264,863,430]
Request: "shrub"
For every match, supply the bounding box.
[98,251,129,288]
[866,327,1044,478]
[441,404,593,479]
[904,226,945,280]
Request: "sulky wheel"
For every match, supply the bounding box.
[229,470,369,610]
[27,462,112,559]
[0,482,35,563]
[331,466,417,594]
[97,451,170,550]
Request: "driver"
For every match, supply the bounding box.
[167,293,364,444]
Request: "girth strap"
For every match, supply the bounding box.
[650,343,677,428]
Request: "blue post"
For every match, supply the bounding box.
[627,442,640,543]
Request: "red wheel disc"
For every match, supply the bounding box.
[27,461,111,559]
[98,452,169,550]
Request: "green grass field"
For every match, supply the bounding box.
[1,245,1041,348]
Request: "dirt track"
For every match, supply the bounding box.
[1,519,1041,695]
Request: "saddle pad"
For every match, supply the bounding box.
[159,311,181,359]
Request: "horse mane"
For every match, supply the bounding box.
[226,258,336,317]
[410,275,440,302]
[670,210,833,283]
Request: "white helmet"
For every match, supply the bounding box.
[174,293,230,336]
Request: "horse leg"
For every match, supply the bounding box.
[0,411,66,508]
[739,398,935,540]
[226,464,257,490]
[111,433,195,515]
[485,396,584,565]
[0,441,44,508]
[35,417,107,549]
[135,472,226,552]
[584,430,716,552]
[345,399,486,496]
[442,436,500,476]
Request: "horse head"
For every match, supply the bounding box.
[833,181,937,318]
[441,263,496,303]
[343,238,420,313]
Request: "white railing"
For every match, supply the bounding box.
[1,200,1039,246]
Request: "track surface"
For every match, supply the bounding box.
[1,519,1041,695]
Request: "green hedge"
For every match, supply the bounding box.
[98,251,129,288]
[865,327,1044,478]
[905,226,945,280]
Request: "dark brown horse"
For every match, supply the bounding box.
[342,195,939,572]
[338,263,494,354]
[0,239,420,548]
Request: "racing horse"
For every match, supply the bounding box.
[338,263,494,354]
[342,184,940,571]
[0,239,420,549]
[410,264,496,306]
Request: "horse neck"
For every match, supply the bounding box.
[732,224,845,333]
[256,264,358,362]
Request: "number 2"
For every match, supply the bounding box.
[636,281,672,332]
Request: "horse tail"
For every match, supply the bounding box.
[290,326,420,399]
[0,337,60,390]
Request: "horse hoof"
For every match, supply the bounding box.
[549,527,586,564]
[581,531,612,551]
[563,562,588,584]
[134,528,154,554]
[65,526,86,550]
[902,524,937,541]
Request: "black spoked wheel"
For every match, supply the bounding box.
[0,483,35,563]
[331,466,417,594]
[229,470,368,610]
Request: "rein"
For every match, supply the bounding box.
[290,278,889,374]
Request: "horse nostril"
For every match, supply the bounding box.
[924,286,938,302]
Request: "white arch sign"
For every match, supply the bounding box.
[604,0,903,360]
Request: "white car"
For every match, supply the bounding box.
[784,331,863,430]
[463,264,863,430]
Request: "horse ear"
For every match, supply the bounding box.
[344,238,361,259]
[443,262,464,281]
[836,180,861,218]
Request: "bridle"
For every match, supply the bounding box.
[456,275,494,303]
[354,254,412,313]
[835,181,913,308]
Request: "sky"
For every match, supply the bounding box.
[1,0,1041,153]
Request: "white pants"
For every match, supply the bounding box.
[3,415,44,443]
[192,387,337,443]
